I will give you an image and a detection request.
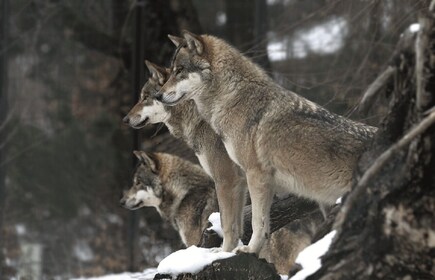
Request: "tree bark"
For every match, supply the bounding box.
[308,4,435,280]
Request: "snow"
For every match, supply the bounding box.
[207,212,223,238]
[216,12,227,26]
[15,224,26,235]
[71,268,157,280]
[409,23,420,33]
[106,214,122,225]
[268,40,288,61]
[72,228,336,279]
[73,241,94,262]
[291,17,347,58]
[268,17,348,61]
[157,246,235,276]
[336,197,342,204]
[289,230,337,280]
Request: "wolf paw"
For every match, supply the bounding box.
[232,245,251,254]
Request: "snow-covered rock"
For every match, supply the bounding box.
[157,246,235,276]
[289,230,337,280]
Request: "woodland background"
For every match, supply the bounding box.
[0,0,429,279]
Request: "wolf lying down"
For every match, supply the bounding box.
[120,151,323,274]
[154,31,377,254]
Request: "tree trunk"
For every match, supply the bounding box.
[0,0,9,276]
[308,4,435,280]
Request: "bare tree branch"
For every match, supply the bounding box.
[358,66,396,114]
[341,109,435,220]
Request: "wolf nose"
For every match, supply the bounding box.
[119,199,125,207]
[122,115,130,124]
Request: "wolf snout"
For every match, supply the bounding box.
[122,115,130,124]
[119,197,127,207]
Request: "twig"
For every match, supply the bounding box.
[358,66,396,114]
[342,109,435,216]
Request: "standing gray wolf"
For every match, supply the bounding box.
[155,31,377,255]
[122,61,246,252]
[120,151,322,274]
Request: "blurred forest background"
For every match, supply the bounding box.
[0,0,429,279]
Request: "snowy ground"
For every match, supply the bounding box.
[71,268,158,280]
[71,208,338,280]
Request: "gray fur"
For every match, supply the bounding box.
[120,152,218,246]
[124,62,246,252]
[121,152,318,274]
[157,31,377,254]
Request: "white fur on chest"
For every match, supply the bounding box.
[196,153,212,177]
[177,226,188,246]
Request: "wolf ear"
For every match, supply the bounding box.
[168,34,185,48]
[182,30,203,55]
[145,60,166,85]
[133,151,157,173]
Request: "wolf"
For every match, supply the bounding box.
[120,151,322,274]
[120,151,218,246]
[122,60,246,252]
[155,31,378,255]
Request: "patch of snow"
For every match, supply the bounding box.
[208,212,223,238]
[141,268,158,278]
[157,246,235,276]
[409,23,420,33]
[290,230,337,280]
[268,40,288,61]
[291,17,348,58]
[73,241,94,262]
[106,214,122,225]
[268,17,348,61]
[281,275,289,280]
[15,224,26,236]
[216,12,227,26]
[71,268,157,280]
[336,197,342,204]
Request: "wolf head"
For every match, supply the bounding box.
[122,61,170,128]
[120,151,163,210]
[155,31,212,106]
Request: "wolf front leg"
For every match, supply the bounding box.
[235,169,273,255]
[214,173,246,252]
